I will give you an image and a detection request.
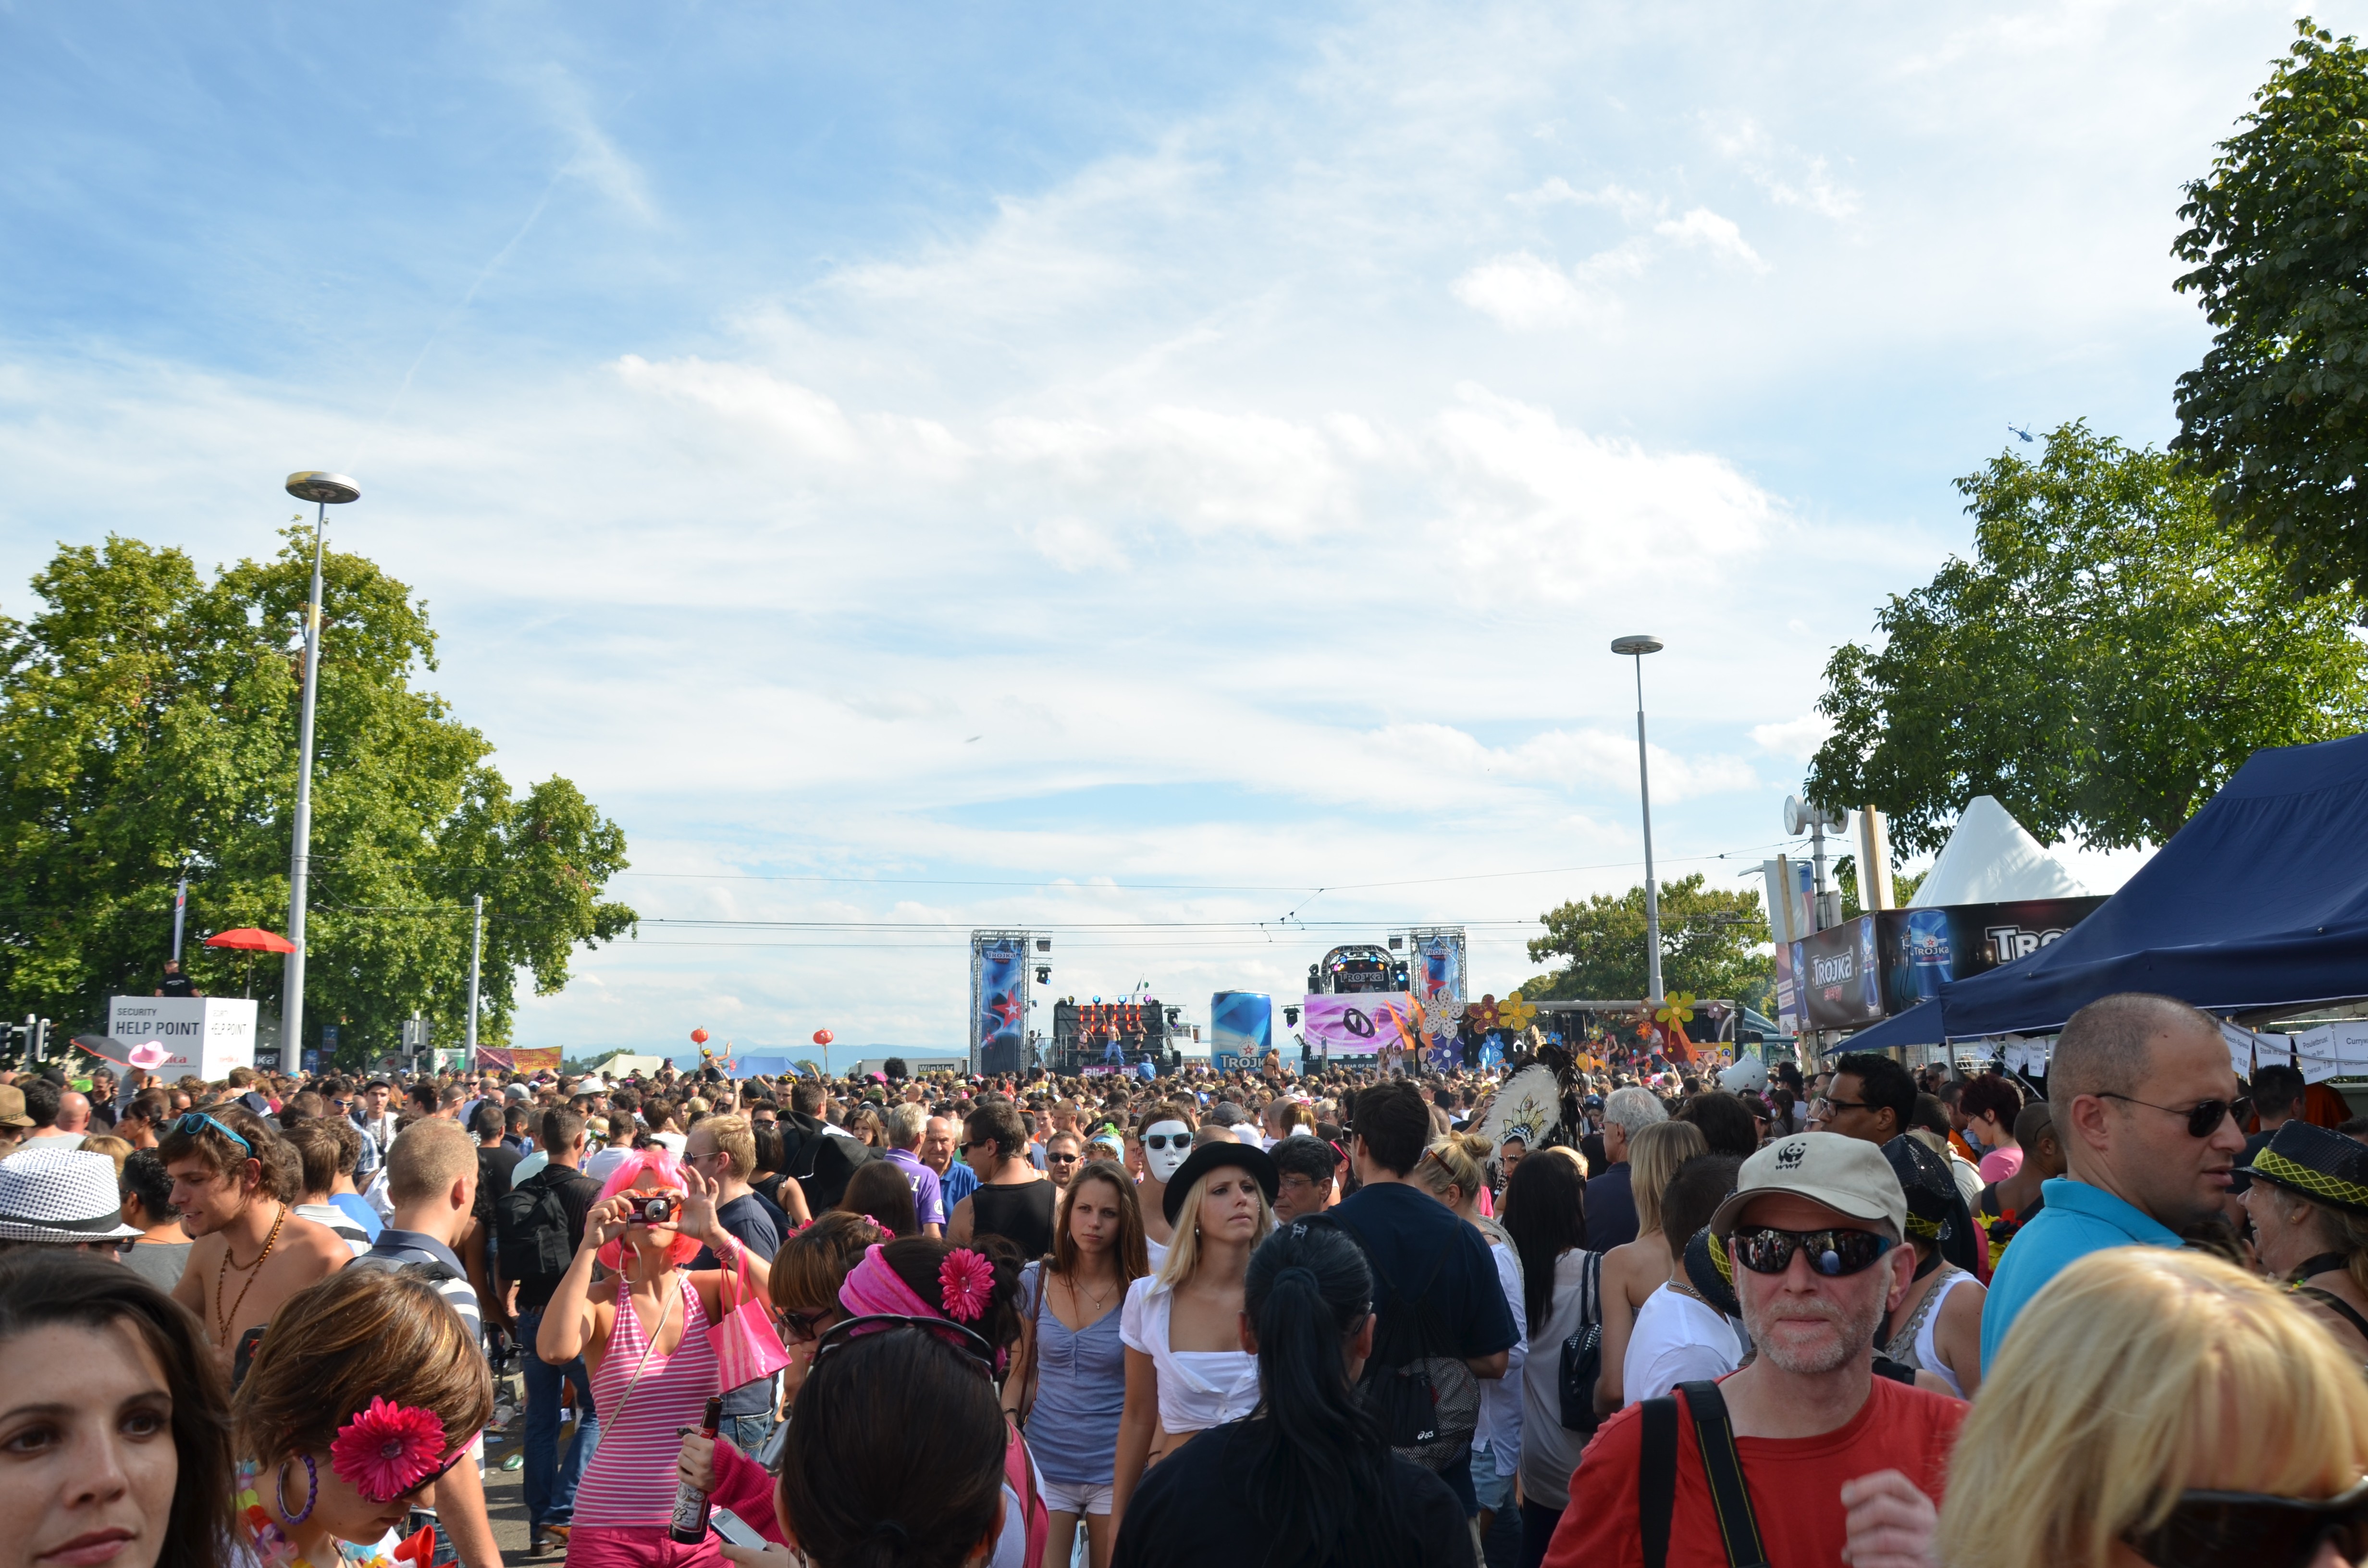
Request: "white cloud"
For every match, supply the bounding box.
[1452,251,1603,330]
[1751,713,1837,761]
[526,63,658,223]
[1653,208,1768,272]
[1708,117,1861,220]
[1428,386,1776,597]
[1512,178,1654,221]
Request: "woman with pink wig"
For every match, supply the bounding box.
[536,1144,771,1566]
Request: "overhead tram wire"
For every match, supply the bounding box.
[293,839,1803,894]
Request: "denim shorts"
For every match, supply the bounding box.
[1472,1442,1513,1514]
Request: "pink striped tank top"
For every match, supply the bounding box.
[571,1274,718,1528]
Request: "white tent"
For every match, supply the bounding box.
[588,1052,672,1078]
[1906,795,2090,907]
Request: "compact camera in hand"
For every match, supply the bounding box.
[627,1194,679,1225]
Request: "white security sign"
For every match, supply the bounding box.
[105,996,258,1082]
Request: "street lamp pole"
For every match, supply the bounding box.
[1611,635,1667,1002]
[280,471,360,1066]
[466,893,484,1054]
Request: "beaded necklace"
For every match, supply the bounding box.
[232,1461,422,1568]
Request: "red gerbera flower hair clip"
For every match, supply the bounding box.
[939,1248,994,1323]
[330,1396,450,1504]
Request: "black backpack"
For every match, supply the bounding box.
[1343,1219,1481,1472]
[496,1169,579,1287]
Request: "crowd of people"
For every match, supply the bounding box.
[4,988,2368,1567]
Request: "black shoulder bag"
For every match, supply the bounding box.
[1639,1379,1768,1568]
[1555,1250,1605,1431]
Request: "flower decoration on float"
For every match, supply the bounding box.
[1654,992,1697,1029]
[1497,992,1537,1032]
[1468,994,1499,1030]
[329,1397,451,1504]
[939,1249,994,1323]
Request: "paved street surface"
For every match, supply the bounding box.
[479,1360,542,1562]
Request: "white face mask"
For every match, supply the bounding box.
[1142,1120,1192,1184]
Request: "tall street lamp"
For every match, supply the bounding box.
[1610,634,1666,1002]
[281,470,361,1066]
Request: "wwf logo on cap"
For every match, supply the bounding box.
[1775,1139,1808,1170]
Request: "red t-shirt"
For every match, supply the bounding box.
[1543,1373,1966,1568]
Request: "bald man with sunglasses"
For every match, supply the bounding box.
[1980,992,2244,1373]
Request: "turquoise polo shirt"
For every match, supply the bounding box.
[1980,1176,2182,1372]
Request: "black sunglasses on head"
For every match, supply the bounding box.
[813,1313,996,1381]
[1729,1226,1896,1277]
[2127,1476,2368,1568]
[2096,1092,2233,1139]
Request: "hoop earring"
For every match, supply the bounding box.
[278,1453,318,1525]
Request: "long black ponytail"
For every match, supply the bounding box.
[1237,1216,1391,1566]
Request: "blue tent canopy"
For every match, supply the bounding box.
[1846,1000,1944,1049]
[1869,732,2368,1042]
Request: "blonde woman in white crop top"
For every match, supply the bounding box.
[1110,1145,1276,1538]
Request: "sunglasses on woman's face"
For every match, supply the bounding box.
[775,1306,834,1343]
[1729,1226,1897,1278]
[2127,1476,2368,1568]
[1140,1133,1189,1152]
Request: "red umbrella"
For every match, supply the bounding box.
[204,927,296,953]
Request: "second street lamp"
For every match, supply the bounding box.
[1610,633,1666,1002]
[281,469,360,1067]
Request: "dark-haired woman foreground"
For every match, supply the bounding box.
[1108,1218,1467,1568]
[0,1251,234,1568]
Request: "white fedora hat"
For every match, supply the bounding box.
[0,1146,144,1243]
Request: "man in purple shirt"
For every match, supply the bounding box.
[882,1102,946,1236]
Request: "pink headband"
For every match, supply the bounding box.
[838,1244,935,1319]
[836,1243,999,1327]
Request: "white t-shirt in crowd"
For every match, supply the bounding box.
[1119,1276,1261,1433]
[1622,1283,1748,1407]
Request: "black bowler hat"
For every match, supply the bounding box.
[2239,1121,2368,1218]
[1162,1140,1279,1227]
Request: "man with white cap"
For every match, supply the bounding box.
[0,1145,145,1253]
[1544,1130,1964,1568]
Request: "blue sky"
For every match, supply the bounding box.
[0,1,2326,1054]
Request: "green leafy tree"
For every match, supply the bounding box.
[1805,423,2368,856]
[0,531,636,1065]
[1523,873,1771,1010]
[2172,20,2368,597]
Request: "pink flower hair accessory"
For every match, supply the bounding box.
[329,1396,450,1504]
[939,1248,994,1323]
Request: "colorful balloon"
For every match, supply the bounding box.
[812,1028,834,1046]
[690,1027,710,1045]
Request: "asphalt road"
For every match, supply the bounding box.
[478,1362,545,1563]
